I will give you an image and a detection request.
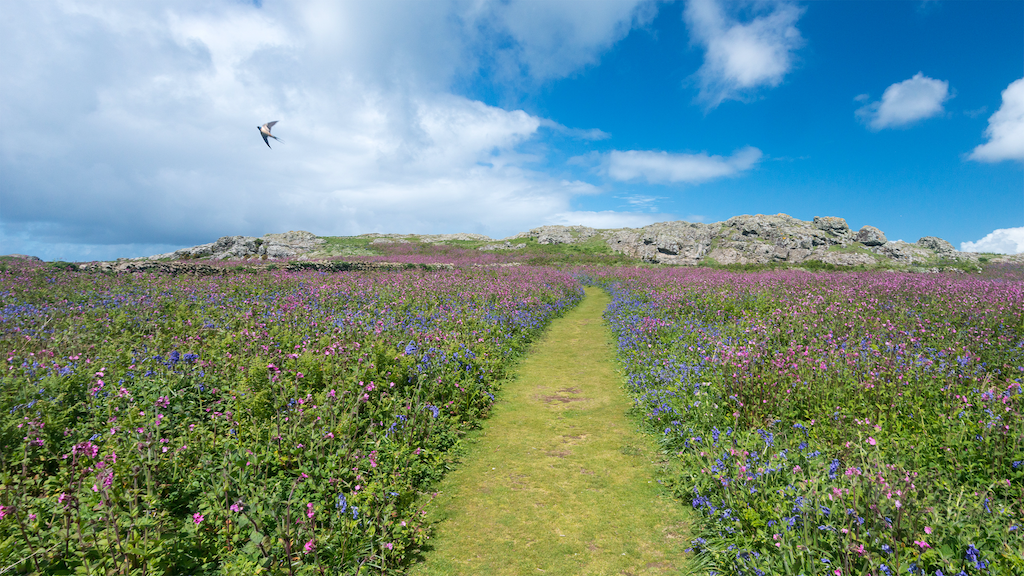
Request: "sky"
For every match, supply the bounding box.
[1,0,1022,261]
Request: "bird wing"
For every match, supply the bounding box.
[264,121,278,131]
[260,130,272,148]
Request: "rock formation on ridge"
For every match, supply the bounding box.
[106,214,1020,268]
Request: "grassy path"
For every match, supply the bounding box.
[408,287,691,575]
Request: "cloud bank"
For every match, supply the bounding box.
[960,227,1024,254]
[684,0,804,108]
[606,146,762,183]
[969,78,1024,163]
[0,1,655,260]
[856,72,951,130]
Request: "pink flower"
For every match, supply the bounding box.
[867,437,877,446]
[193,512,204,524]
[0,506,7,519]
[384,542,394,550]
[303,539,315,554]
[924,526,933,534]
[58,493,66,504]
[230,501,243,513]
[914,540,931,549]
[306,502,315,519]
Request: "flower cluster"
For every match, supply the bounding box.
[1,265,583,573]
[583,267,1023,575]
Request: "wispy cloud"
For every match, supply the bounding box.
[960,226,1024,254]
[968,78,1024,163]
[684,0,804,109]
[617,194,665,212]
[856,72,951,130]
[606,146,762,184]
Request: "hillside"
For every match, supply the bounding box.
[118,214,1022,270]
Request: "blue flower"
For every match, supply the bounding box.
[965,544,987,570]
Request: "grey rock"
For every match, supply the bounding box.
[916,236,955,253]
[605,221,715,265]
[513,225,597,245]
[815,251,878,267]
[856,225,887,246]
[813,216,851,235]
[479,242,527,251]
[876,241,929,263]
[167,230,327,261]
[3,254,42,261]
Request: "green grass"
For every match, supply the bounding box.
[316,235,378,256]
[408,287,692,575]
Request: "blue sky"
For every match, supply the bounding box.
[2,0,1022,261]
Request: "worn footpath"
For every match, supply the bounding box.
[409,287,691,575]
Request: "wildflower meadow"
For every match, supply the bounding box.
[0,261,582,574]
[584,268,1023,575]
[3,253,1022,575]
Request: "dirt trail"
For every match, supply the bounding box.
[408,287,691,575]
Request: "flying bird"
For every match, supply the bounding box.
[258,121,282,149]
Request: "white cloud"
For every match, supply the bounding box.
[684,0,804,108]
[856,72,951,130]
[960,227,1024,254]
[475,0,656,84]
[968,78,1024,163]
[0,1,653,260]
[617,194,665,212]
[606,146,762,184]
[546,210,672,229]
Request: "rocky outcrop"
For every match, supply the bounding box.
[144,231,326,261]
[600,214,965,267]
[510,225,597,245]
[856,225,887,246]
[120,216,989,270]
[2,254,42,261]
[917,236,955,253]
[605,221,716,265]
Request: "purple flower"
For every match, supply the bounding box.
[193,512,204,524]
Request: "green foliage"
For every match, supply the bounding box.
[0,266,584,574]
[589,267,1024,575]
